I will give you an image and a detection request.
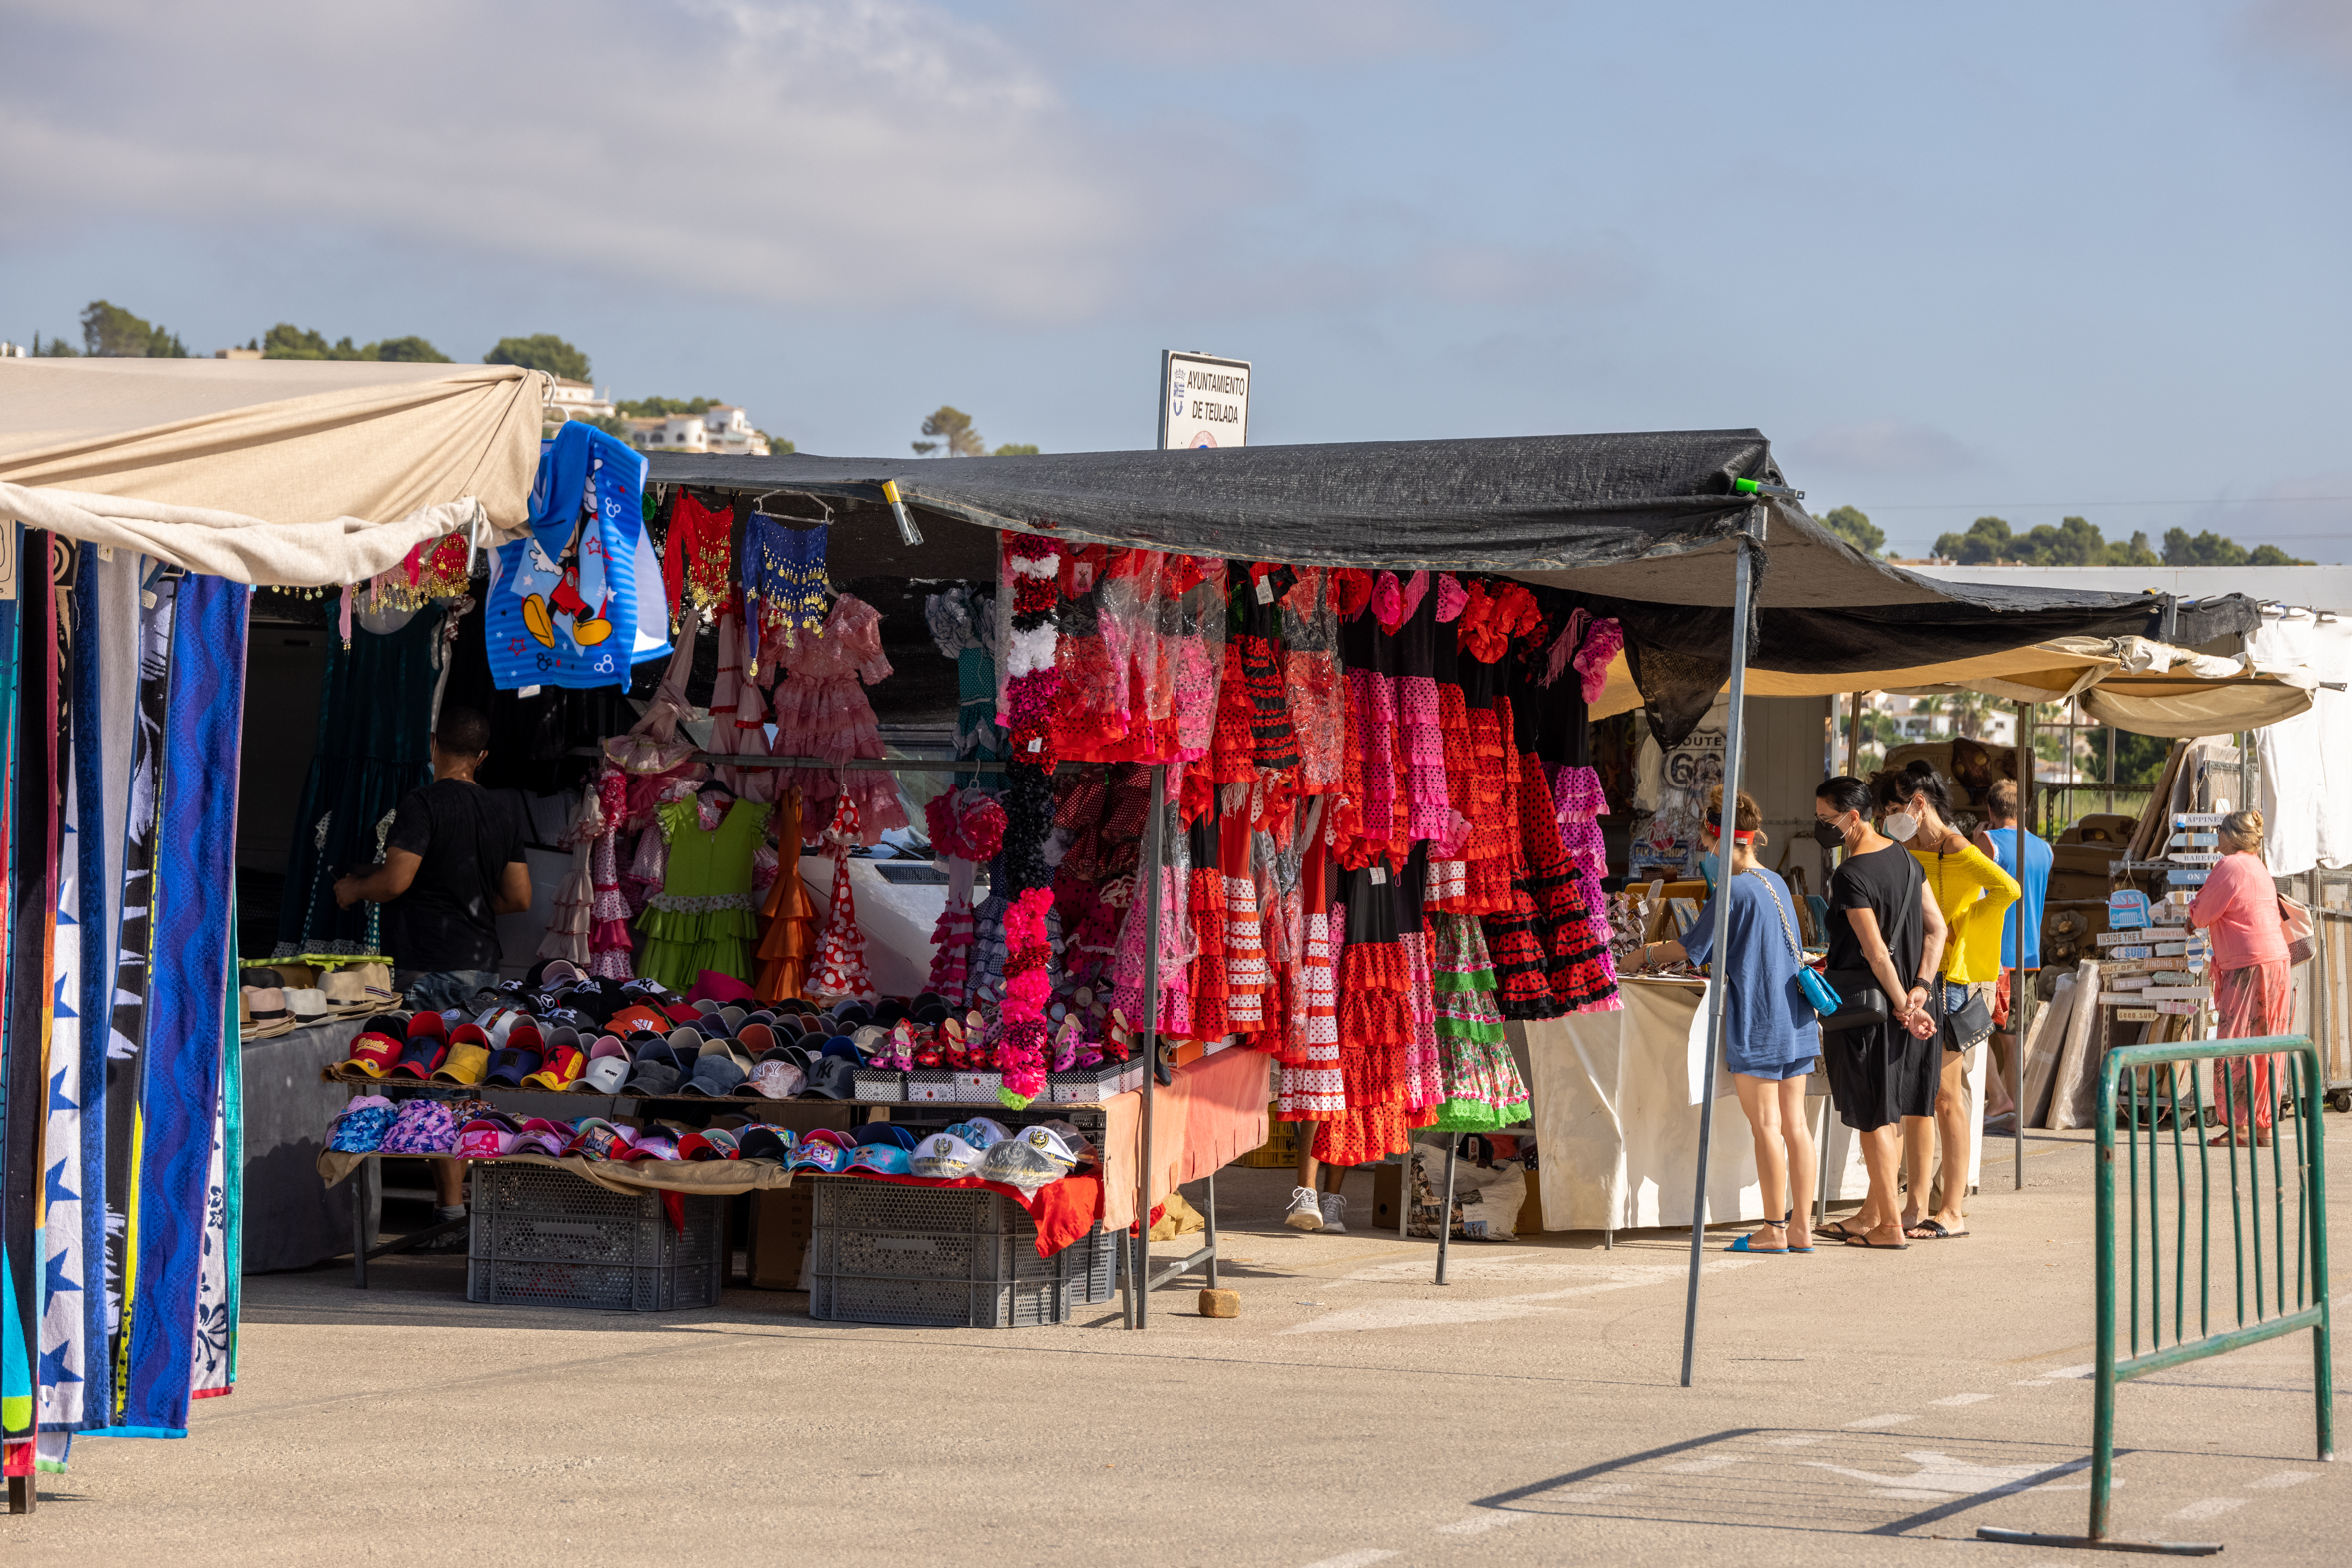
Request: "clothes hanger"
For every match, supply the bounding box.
[751,491,833,527]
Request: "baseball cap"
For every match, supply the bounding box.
[456,1118,519,1158]
[608,1003,671,1038]
[979,1124,1081,1192]
[405,1009,449,1041]
[338,1032,404,1078]
[852,1124,917,1151]
[431,1040,492,1086]
[947,1117,1011,1149]
[484,1040,544,1088]
[734,1124,796,1161]
[623,1058,684,1097]
[388,1033,451,1080]
[563,1118,634,1160]
[622,1130,682,1161]
[787,1127,855,1172]
[575,1037,630,1094]
[736,1022,777,1057]
[743,1059,804,1099]
[676,1128,741,1161]
[522,1041,587,1091]
[848,1142,911,1175]
[910,1130,986,1179]
[803,1055,859,1100]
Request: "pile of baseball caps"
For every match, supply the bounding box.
[325,1100,1095,1194]
[334,977,979,1102]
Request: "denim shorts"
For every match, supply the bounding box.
[1735,1055,1818,1083]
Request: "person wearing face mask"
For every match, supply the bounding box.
[1811,776,1946,1250]
[1636,787,1820,1254]
[1877,762,2017,1240]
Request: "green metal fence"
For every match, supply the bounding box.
[1982,1034,2332,1552]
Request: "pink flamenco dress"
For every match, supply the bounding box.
[769,593,910,848]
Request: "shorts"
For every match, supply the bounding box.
[1732,1055,1817,1083]
[1993,969,2013,1030]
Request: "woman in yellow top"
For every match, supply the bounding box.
[1876,761,2018,1240]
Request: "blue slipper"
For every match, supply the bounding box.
[1727,1227,1789,1254]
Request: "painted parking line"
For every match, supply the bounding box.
[1846,1413,1915,1428]
[2169,1497,2247,1521]
[1433,1513,1525,1535]
[1931,1393,1996,1406]
[2248,1471,2318,1489]
[1300,1551,1399,1568]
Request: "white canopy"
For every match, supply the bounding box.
[0,358,545,586]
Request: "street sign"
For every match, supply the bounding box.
[1160,351,1250,450]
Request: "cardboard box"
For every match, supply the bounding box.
[1369,1148,1549,1235]
[748,1185,815,1290]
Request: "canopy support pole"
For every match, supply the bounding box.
[2014,700,2033,1189]
[1128,762,1168,1330]
[1680,526,1759,1388]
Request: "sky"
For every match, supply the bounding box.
[4,0,2348,559]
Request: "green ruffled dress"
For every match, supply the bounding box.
[636,795,771,991]
[1431,912,1532,1131]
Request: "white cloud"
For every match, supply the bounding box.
[1789,420,1981,477]
[0,0,1166,321]
[1023,0,1477,65]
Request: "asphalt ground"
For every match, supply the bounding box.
[5,1118,2345,1566]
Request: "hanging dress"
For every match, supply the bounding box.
[754,791,818,1003]
[1428,912,1530,1131]
[635,792,771,990]
[769,593,908,846]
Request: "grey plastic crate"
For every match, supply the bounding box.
[808,1180,1117,1328]
[466,1163,723,1312]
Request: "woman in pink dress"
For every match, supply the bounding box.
[2188,810,2293,1147]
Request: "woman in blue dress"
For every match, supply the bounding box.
[1636,788,1821,1254]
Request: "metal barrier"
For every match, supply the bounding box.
[1981,1034,2332,1553]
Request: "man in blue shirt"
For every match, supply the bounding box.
[1973,779,2051,1127]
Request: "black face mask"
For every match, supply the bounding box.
[1812,817,1848,849]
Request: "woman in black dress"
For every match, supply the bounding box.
[1812,776,1947,1250]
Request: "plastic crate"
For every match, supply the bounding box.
[466,1163,724,1312]
[1235,1103,1299,1168]
[808,1180,1117,1328]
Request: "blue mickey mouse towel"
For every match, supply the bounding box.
[485,423,672,689]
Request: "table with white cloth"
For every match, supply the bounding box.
[1523,976,1969,1236]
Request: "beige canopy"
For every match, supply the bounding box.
[0,358,545,586]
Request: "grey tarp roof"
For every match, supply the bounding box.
[648,431,2259,741]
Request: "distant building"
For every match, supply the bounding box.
[623,402,769,457]
[548,377,616,422]
[212,347,263,360]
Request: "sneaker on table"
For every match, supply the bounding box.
[1319,1192,1348,1234]
[1284,1185,1323,1231]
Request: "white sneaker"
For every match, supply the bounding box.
[1319,1192,1348,1234]
[1284,1186,1323,1231]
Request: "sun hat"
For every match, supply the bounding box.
[378,1099,460,1155]
[511,1118,572,1157]
[243,987,293,1038]
[321,964,394,1016]
[787,1127,855,1172]
[328,1096,397,1153]
[268,961,322,992]
[622,1130,682,1162]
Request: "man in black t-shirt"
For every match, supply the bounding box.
[334,706,532,1015]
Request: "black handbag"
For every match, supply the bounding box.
[1941,987,1993,1052]
[1818,968,1889,1034]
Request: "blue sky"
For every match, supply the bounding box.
[4,0,2346,558]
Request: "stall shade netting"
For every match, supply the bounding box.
[1,531,246,1477]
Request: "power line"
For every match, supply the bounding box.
[1858,496,2352,511]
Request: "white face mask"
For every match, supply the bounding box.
[1882,811,1920,843]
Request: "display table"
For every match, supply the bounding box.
[1526,976,1871,1234]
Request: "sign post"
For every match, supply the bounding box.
[1159,351,1250,450]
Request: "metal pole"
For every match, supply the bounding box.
[1131,762,1167,1330]
[1680,528,1758,1389]
[2016,699,2032,1189]
[1846,691,1863,777]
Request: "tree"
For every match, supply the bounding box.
[913,405,984,458]
[992,442,1040,457]
[2162,527,2311,567]
[761,431,795,454]
[1816,504,1883,557]
[30,332,79,357]
[80,299,185,357]
[1919,690,2002,740]
[1934,515,2016,563]
[484,334,590,381]
[1935,514,2159,567]
[371,335,450,363]
[615,396,713,418]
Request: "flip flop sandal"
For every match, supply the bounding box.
[1906,1219,1949,1240]
[1843,1233,1911,1250]
[1727,1229,1788,1254]
[1814,1221,1861,1244]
